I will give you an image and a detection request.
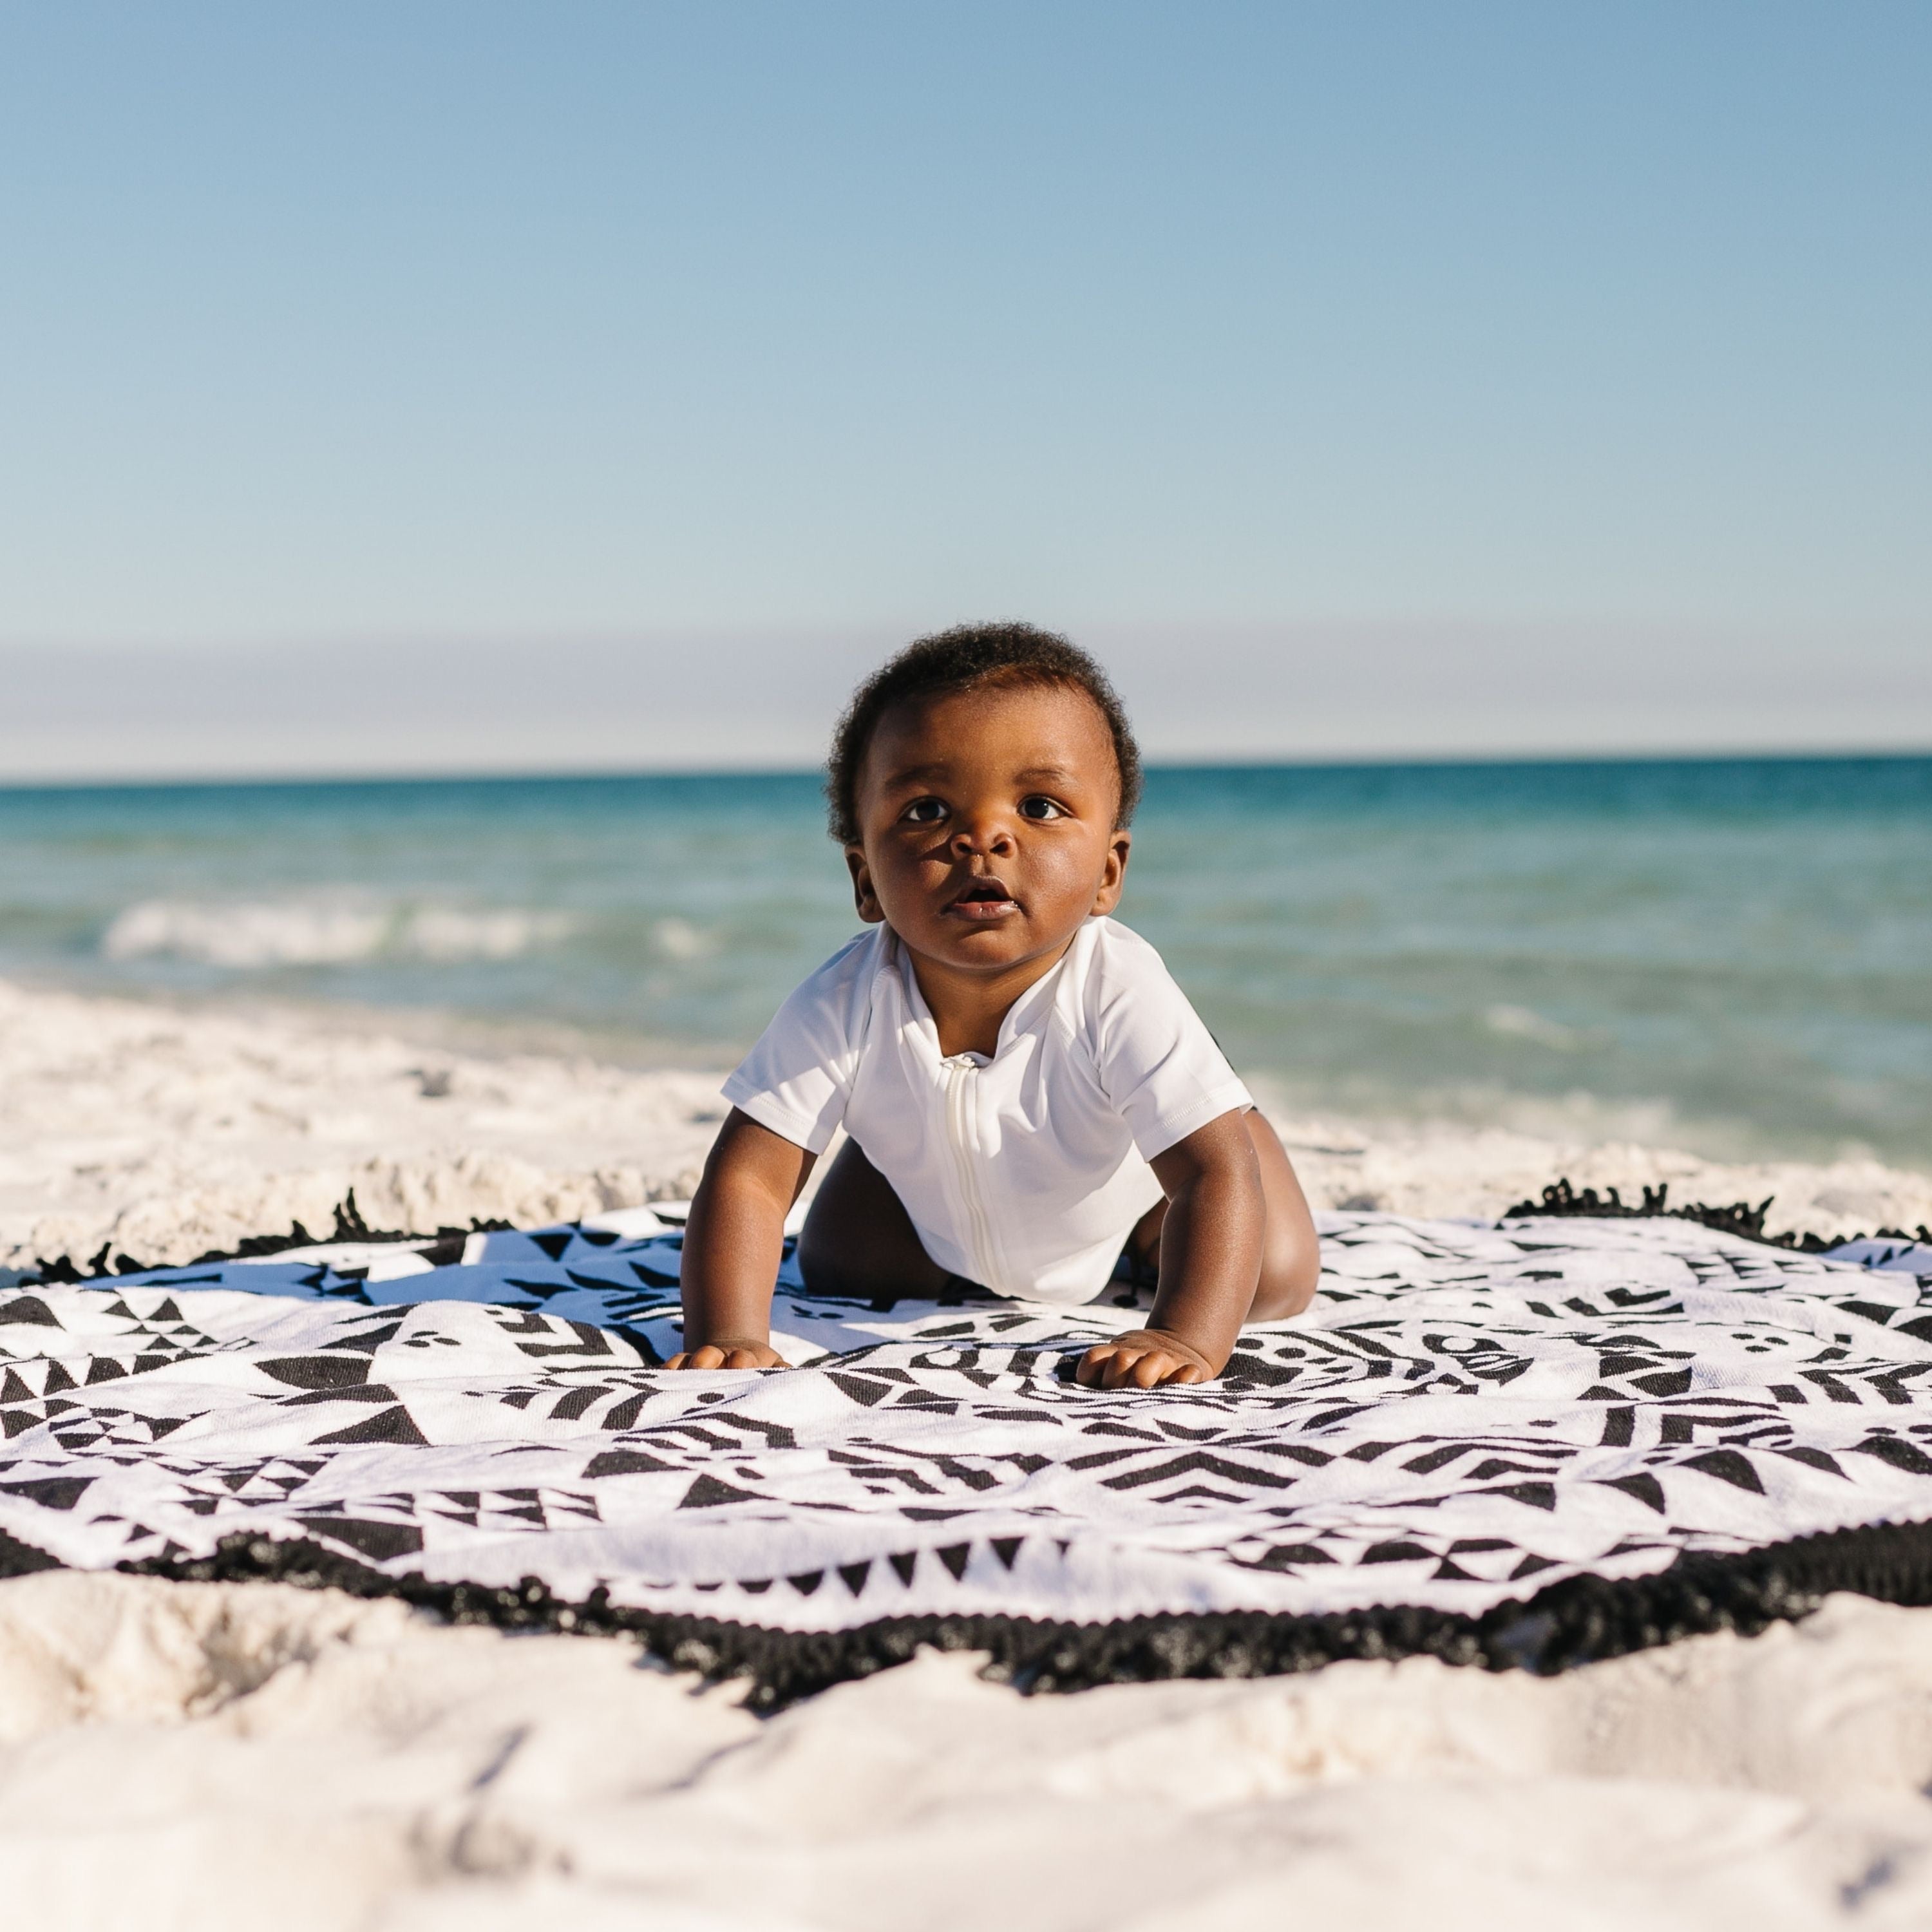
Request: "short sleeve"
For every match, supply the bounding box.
[720,934,874,1155]
[1089,932,1253,1160]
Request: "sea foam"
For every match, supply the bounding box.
[100,899,573,969]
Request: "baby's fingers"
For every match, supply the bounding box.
[1077,1343,1149,1388]
[1151,1356,1208,1386]
[721,1345,789,1369]
[1128,1350,1205,1388]
[665,1344,734,1370]
[663,1345,788,1370]
[1104,1348,1164,1390]
[1076,1340,1213,1389]
[1075,1344,1120,1388]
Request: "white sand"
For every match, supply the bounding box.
[5,975,1928,1274]
[6,974,1932,1927]
[7,1572,1932,1929]
[0,978,729,1275]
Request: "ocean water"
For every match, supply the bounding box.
[1,759,1928,1166]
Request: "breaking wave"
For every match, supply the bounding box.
[100,899,574,969]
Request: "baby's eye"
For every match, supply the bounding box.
[902,797,949,825]
[1018,795,1067,821]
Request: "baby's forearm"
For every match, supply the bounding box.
[1144,1157,1265,1375]
[679,1171,788,1348]
[671,1111,812,1365]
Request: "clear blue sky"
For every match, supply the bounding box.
[1,3,1927,770]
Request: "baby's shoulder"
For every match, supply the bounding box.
[1075,914,1180,985]
[1060,917,1189,1031]
[807,926,888,987]
[1082,913,1169,969]
[770,927,891,1039]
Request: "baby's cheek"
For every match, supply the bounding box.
[1035,844,1113,906]
[880,856,949,908]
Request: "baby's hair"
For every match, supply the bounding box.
[826,621,1144,844]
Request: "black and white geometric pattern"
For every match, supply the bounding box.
[4,1211,1932,1633]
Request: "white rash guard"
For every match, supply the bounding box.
[721,916,1253,1306]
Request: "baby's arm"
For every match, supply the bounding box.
[665,1109,814,1370]
[1076,1110,1264,1389]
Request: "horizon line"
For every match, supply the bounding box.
[5,744,1932,799]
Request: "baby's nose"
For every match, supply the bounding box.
[951,815,1015,855]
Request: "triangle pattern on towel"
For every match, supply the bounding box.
[3,1212,1931,1631]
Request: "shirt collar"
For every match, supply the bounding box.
[880,922,1084,1062]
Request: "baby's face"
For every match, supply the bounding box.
[846,681,1132,978]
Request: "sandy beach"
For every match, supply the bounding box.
[5,976,1932,1927]
[7,975,1929,1280]
[10,1571,1932,1931]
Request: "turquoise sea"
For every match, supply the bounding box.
[2,758,1928,1166]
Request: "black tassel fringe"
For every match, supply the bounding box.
[0,1517,1920,1709]
[1501,1177,1931,1251]
[23,1177,1930,1284]
[25,1188,516,1283]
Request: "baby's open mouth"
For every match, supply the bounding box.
[947,877,1021,920]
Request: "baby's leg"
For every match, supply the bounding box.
[797,1137,956,1298]
[1126,1111,1320,1321]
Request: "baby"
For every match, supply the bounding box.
[668,623,1320,1387]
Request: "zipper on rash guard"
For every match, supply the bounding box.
[942,1054,1000,1290]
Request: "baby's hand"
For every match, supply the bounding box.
[663,1340,790,1370]
[1075,1329,1217,1389]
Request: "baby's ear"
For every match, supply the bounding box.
[1089,829,1132,914]
[845,845,885,923]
